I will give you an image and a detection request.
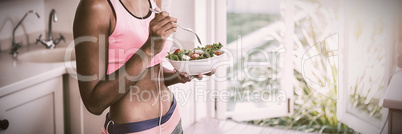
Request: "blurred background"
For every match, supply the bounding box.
[0,0,401,134]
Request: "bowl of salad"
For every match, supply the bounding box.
[166,43,224,75]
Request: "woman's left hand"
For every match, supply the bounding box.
[174,69,216,83]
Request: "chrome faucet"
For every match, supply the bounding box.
[36,9,65,49]
[11,10,40,57]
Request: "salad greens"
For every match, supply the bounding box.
[166,42,223,61]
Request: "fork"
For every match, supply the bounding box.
[149,8,203,45]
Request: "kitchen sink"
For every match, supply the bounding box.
[18,48,75,63]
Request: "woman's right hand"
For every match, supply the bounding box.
[148,11,177,54]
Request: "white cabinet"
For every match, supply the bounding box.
[63,75,108,134]
[0,76,64,134]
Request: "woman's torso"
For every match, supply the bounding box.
[106,0,173,124]
[110,65,173,124]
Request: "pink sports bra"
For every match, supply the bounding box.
[107,0,171,75]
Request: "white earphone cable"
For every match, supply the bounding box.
[158,65,163,134]
[139,0,163,133]
[152,1,163,133]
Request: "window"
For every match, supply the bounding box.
[222,0,294,121]
[197,0,396,133]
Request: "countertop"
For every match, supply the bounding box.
[383,71,402,110]
[0,41,76,97]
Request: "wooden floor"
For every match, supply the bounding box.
[184,117,310,134]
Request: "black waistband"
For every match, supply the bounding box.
[104,96,177,134]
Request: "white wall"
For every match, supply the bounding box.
[168,0,196,50]
[0,0,45,50]
[0,0,45,40]
[0,0,79,51]
[227,0,280,14]
[44,0,80,33]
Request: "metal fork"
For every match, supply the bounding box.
[149,8,202,45]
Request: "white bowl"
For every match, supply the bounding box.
[167,53,224,75]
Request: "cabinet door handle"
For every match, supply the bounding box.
[0,119,9,130]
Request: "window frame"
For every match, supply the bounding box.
[211,0,295,121]
[336,0,397,133]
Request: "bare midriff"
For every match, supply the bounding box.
[109,64,173,124]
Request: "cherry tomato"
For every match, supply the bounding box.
[207,46,212,49]
[189,53,197,60]
[174,49,181,54]
[215,51,222,56]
